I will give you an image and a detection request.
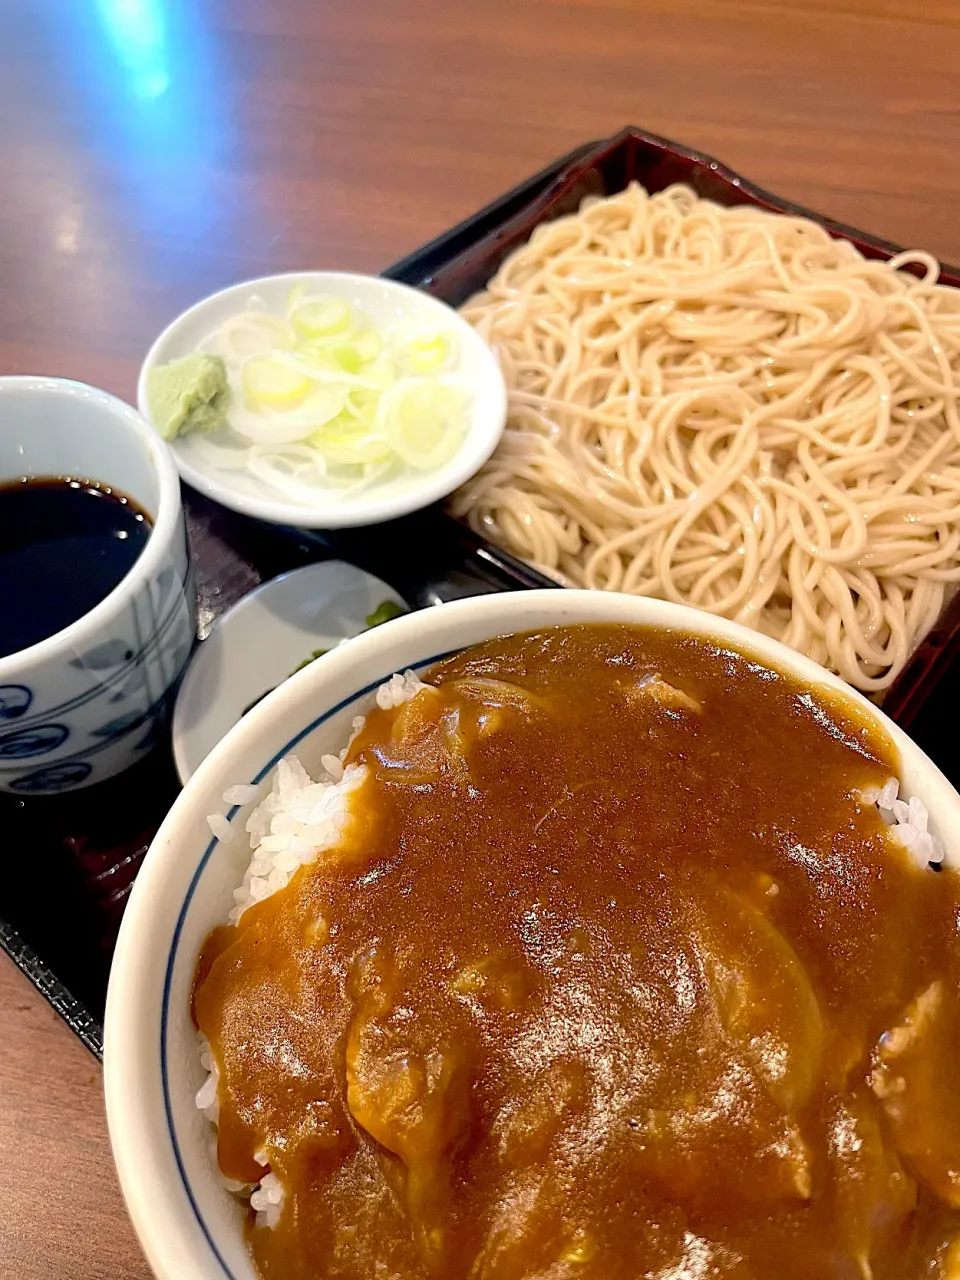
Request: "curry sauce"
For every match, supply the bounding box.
[193,624,960,1278]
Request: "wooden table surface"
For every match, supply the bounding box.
[3,0,960,1274]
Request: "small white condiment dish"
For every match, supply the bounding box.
[104,590,960,1280]
[137,271,507,529]
[172,560,405,783]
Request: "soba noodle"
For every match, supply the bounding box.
[452,183,960,691]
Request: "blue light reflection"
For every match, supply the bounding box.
[79,0,232,256]
[94,0,170,100]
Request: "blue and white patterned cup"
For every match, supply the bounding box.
[0,377,196,794]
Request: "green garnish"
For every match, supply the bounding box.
[364,599,405,628]
[293,647,329,672]
[146,353,230,441]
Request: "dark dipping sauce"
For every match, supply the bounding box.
[194,624,960,1279]
[0,476,151,657]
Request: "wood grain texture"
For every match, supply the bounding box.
[2,0,960,1274]
[0,960,150,1278]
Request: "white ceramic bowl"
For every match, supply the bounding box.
[104,591,960,1280]
[137,271,507,529]
[0,377,195,793]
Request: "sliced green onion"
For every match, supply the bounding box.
[289,295,353,339]
[310,414,395,465]
[195,287,469,502]
[216,312,294,362]
[396,331,456,376]
[242,356,311,407]
[344,388,380,426]
[296,330,382,375]
[229,385,347,443]
[378,380,468,470]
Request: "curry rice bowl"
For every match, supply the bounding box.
[195,650,947,1254]
[104,591,960,1280]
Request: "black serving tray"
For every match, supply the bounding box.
[5,125,960,1059]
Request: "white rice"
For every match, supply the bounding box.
[196,670,426,1227]
[223,783,260,806]
[196,1038,220,1124]
[873,776,945,867]
[249,1172,285,1227]
[376,669,425,710]
[227,756,368,925]
[206,812,234,844]
[320,753,344,781]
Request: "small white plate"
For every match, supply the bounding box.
[171,560,406,782]
[138,271,507,529]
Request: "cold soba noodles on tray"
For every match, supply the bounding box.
[193,624,960,1280]
[452,184,960,692]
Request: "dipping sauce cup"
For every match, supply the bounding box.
[0,377,195,794]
